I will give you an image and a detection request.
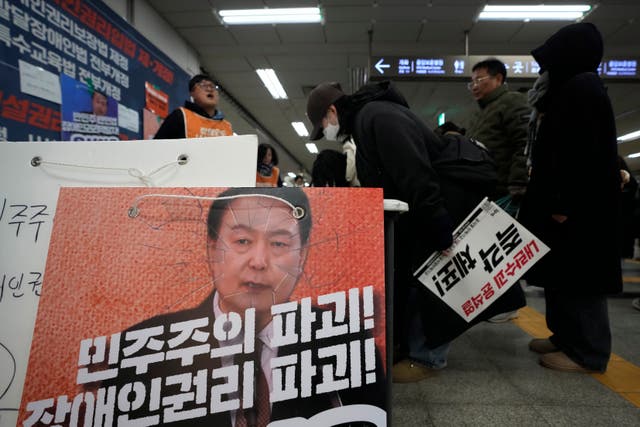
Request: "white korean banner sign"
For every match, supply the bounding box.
[414,198,550,322]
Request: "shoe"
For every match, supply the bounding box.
[528,338,558,354]
[487,309,519,323]
[539,352,601,373]
[392,359,435,383]
[633,298,640,311]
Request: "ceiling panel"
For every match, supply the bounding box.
[276,25,325,44]
[228,26,282,45]
[324,22,371,43]
[148,0,210,12]
[199,56,253,73]
[372,22,422,42]
[178,27,236,46]
[162,11,219,28]
[419,22,469,42]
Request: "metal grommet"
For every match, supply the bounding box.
[292,206,305,219]
[177,154,189,165]
[128,206,139,218]
[31,156,42,167]
[222,320,233,332]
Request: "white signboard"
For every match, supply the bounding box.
[0,136,257,427]
[414,198,550,322]
[18,59,62,105]
[117,103,140,133]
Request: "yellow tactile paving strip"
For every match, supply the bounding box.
[512,306,640,408]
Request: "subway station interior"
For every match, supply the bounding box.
[1,1,640,426]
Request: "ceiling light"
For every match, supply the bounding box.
[256,69,288,99]
[291,122,309,137]
[618,129,640,143]
[218,7,322,25]
[627,152,640,159]
[306,143,319,154]
[478,5,591,21]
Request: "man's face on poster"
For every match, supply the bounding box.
[207,196,308,319]
[92,92,108,116]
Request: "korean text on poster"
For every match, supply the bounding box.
[414,198,549,322]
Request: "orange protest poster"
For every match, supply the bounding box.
[145,82,169,119]
[20,187,387,426]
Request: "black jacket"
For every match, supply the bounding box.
[154,101,226,139]
[519,23,622,294]
[339,81,452,254]
[340,82,525,347]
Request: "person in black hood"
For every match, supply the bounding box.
[154,74,233,139]
[307,80,455,382]
[519,23,622,373]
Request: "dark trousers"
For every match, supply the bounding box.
[545,288,611,371]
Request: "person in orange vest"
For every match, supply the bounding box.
[256,143,282,187]
[154,74,232,139]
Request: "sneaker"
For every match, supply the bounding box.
[539,351,602,373]
[392,359,435,383]
[528,338,557,354]
[487,309,519,323]
[633,298,640,311]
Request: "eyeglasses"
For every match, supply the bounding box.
[467,76,492,90]
[197,82,218,91]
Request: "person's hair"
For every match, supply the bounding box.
[207,187,312,245]
[257,143,279,166]
[92,90,107,100]
[189,74,215,92]
[434,121,466,136]
[472,58,507,82]
[312,149,348,187]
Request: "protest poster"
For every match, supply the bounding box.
[60,74,119,141]
[20,187,388,427]
[145,82,169,119]
[414,198,550,322]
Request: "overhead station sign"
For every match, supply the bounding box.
[370,55,640,80]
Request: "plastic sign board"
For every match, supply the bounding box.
[0,137,257,427]
[370,55,640,80]
[414,198,550,322]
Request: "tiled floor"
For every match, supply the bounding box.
[391,260,640,426]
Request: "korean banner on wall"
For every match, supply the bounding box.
[414,198,550,322]
[0,0,190,142]
[20,187,388,427]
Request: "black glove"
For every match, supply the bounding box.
[428,213,454,251]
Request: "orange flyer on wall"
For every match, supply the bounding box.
[20,187,387,426]
[145,82,169,119]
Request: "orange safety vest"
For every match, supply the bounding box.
[256,166,280,187]
[180,107,233,138]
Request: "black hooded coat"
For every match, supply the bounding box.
[340,81,525,347]
[518,23,623,295]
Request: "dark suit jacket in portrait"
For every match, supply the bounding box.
[97,291,386,426]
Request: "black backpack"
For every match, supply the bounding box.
[432,133,498,193]
[430,132,498,225]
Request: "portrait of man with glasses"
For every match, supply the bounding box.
[155,74,233,139]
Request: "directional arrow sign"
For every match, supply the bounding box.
[374,58,390,74]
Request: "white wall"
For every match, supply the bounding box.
[101,0,200,76]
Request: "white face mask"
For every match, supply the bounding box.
[323,122,340,141]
